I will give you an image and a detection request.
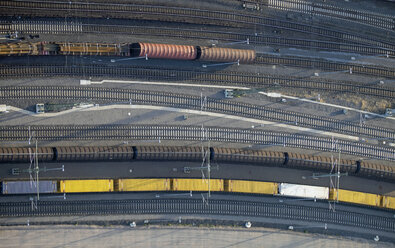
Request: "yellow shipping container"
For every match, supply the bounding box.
[60,180,114,193]
[116,179,170,192]
[228,180,278,195]
[173,178,223,192]
[382,196,395,210]
[331,189,381,207]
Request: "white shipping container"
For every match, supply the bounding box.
[279,183,329,200]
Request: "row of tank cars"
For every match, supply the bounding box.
[1,178,394,210]
[1,146,393,181]
[0,41,256,63]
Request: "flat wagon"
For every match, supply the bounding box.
[59,179,114,193]
[172,178,224,192]
[1,180,57,194]
[115,179,170,192]
[225,180,278,195]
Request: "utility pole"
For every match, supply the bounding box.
[183,125,218,204]
[302,137,347,211]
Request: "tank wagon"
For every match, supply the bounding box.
[0,41,256,63]
[2,178,394,210]
[1,146,393,181]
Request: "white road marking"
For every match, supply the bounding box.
[6,105,359,141]
[80,79,250,89]
[80,79,393,120]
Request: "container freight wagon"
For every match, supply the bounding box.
[59,180,114,193]
[172,178,224,192]
[225,180,278,195]
[382,196,395,210]
[330,189,381,208]
[115,179,170,192]
[1,181,57,194]
[278,183,329,200]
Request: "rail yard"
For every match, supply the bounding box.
[0,0,394,246]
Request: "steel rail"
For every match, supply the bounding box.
[245,0,395,31]
[0,86,394,141]
[0,65,392,100]
[0,0,393,50]
[255,54,395,79]
[0,198,394,233]
[0,20,393,57]
[0,125,393,161]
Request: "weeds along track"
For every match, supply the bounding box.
[0,65,392,99]
[0,86,394,142]
[1,198,394,234]
[0,125,393,161]
[0,20,393,57]
[0,1,393,50]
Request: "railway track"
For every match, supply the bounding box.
[1,198,394,233]
[255,0,395,32]
[0,64,393,100]
[0,125,393,161]
[0,1,393,51]
[0,86,394,141]
[255,54,395,78]
[0,20,393,57]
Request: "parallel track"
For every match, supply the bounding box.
[0,125,393,161]
[0,86,394,141]
[0,0,393,51]
[1,198,394,233]
[255,54,395,78]
[0,20,393,57]
[0,65,392,99]
[258,0,395,31]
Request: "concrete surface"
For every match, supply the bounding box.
[0,224,393,248]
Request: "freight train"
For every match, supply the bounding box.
[0,42,256,63]
[0,146,393,181]
[1,179,394,210]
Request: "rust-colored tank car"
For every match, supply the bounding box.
[131,42,197,60]
[197,46,256,63]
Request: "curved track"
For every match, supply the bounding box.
[1,86,393,141]
[1,198,394,233]
[0,20,393,57]
[0,125,393,161]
